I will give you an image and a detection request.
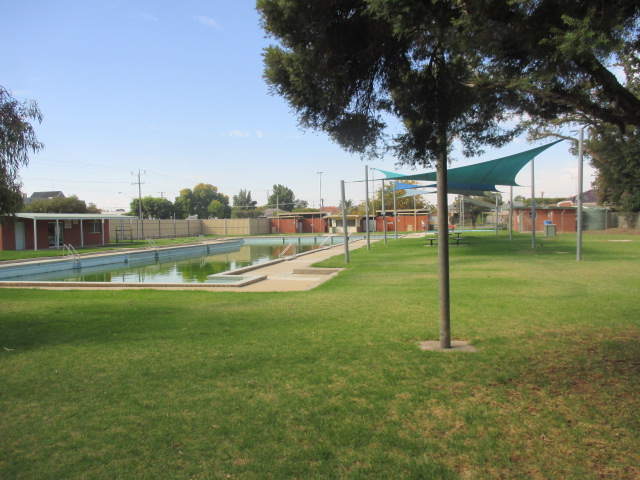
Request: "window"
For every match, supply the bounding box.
[89,221,102,234]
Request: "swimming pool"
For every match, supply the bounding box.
[0,236,348,286]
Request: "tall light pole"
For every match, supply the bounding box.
[317,171,323,209]
[577,128,584,261]
[370,167,376,232]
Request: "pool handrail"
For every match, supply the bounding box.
[62,244,79,259]
[279,242,297,259]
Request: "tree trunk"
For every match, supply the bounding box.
[436,126,451,349]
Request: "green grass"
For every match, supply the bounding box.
[1,232,638,479]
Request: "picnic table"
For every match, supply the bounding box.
[425,232,465,247]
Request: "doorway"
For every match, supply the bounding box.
[48,222,63,248]
[15,222,26,250]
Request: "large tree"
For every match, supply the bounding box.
[267,184,305,212]
[258,0,522,348]
[0,87,44,217]
[232,189,258,210]
[174,183,230,219]
[25,195,100,214]
[130,196,174,219]
[526,53,640,212]
[459,0,640,130]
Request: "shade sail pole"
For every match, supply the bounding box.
[341,180,350,263]
[509,186,513,241]
[382,179,387,244]
[531,158,536,248]
[364,166,371,250]
[495,196,499,236]
[393,188,398,239]
[437,137,451,349]
[577,128,584,261]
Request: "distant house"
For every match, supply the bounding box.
[320,206,340,215]
[557,189,599,207]
[23,191,65,205]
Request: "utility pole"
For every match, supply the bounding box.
[132,170,146,240]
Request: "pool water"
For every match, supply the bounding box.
[6,243,322,284]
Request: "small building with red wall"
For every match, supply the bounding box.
[268,212,328,234]
[374,210,431,232]
[0,213,138,251]
[511,207,577,233]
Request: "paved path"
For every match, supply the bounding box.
[215,239,369,292]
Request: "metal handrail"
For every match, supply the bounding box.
[145,238,159,251]
[279,242,297,259]
[318,236,332,247]
[62,244,79,259]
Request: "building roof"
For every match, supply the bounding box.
[15,213,138,221]
[564,189,599,204]
[29,191,65,200]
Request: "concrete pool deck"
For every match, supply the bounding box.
[0,238,373,292]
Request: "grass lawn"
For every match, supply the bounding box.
[1,232,638,479]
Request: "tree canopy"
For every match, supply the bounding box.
[130,196,174,219]
[0,86,44,217]
[459,0,639,130]
[232,189,257,210]
[258,0,519,167]
[174,183,230,219]
[24,195,100,214]
[267,184,306,212]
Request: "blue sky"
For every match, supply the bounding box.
[2,0,594,212]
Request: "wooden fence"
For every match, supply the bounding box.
[109,218,271,242]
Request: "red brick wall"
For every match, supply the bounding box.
[1,219,112,250]
[269,218,299,234]
[301,218,326,234]
[0,221,15,250]
[376,215,429,232]
[513,208,576,233]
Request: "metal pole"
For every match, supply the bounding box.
[364,166,370,249]
[531,158,536,248]
[393,187,398,239]
[382,179,387,243]
[495,196,499,236]
[317,171,323,209]
[341,180,349,263]
[509,186,513,241]
[461,196,465,232]
[577,128,584,261]
[370,168,376,233]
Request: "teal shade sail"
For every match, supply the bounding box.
[391,182,426,191]
[377,140,564,188]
